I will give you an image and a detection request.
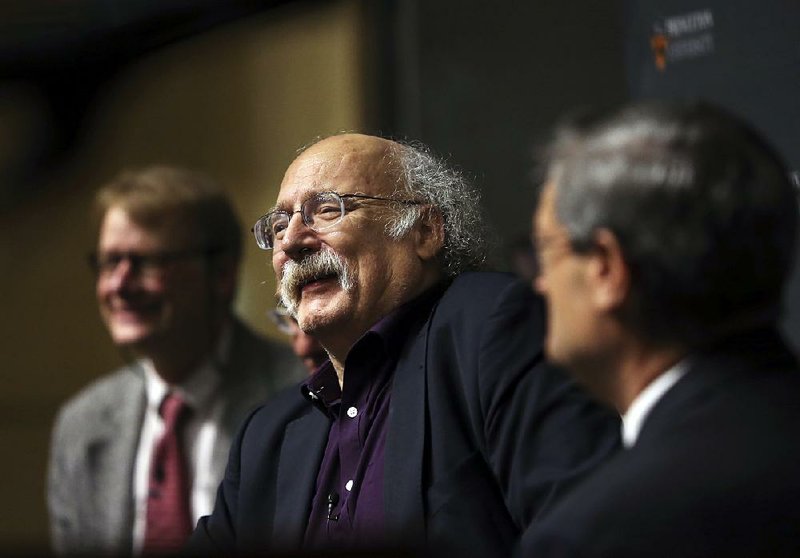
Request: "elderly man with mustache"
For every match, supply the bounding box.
[188,134,620,557]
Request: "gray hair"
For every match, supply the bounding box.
[545,100,798,345]
[385,140,488,277]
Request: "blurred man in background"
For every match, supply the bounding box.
[523,100,800,557]
[269,305,327,374]
[48,166,302,555]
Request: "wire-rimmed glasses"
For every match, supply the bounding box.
[252,191,422,250]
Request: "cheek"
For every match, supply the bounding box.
[553,281,578,319]
[358,247,396,281]
[152,270,198,307]
[96,279,107,302]
[170,270,205,297]
[96,275,129,305]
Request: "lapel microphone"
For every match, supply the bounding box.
[327,491,340,521]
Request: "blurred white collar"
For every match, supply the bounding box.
[622,359,689,448]
[140,321,232,411]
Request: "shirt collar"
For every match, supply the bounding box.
[301,281,448,415]
[361,281,447,360]
[621,358,690,448]
[302,360,341,416]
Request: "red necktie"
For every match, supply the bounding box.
[142,392,193,555]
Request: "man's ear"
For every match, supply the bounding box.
[413,207,445,261]
[586,228,629,312]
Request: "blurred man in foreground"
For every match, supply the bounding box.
[523,100,800,557]
[48,166,302,555]
[188,133,620,557]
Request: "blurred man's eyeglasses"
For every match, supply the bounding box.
[268,306,298,335]
[88,248,217,279]
[252,191,422,250]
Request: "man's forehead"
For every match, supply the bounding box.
[276,135,394,204]
[100,205,192,247]
[533,184,558,233]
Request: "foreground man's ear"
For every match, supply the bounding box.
[413,207,446,261]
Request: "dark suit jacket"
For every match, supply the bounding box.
[521,327,800,558]
[189,272,620,557]
[48,318,302,556]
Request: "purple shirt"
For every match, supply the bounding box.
[301,288,441,550]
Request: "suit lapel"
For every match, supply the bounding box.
[383,319,430,539]
[273,409,329,545]
[88,369,145,550]
[638,328,792,447]
[213,323,257,480]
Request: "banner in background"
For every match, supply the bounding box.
[626,0,800,348]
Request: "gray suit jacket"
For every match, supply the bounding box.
[47,318,302,556]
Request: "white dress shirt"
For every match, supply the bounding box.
[621,360,689,448]
[131,325,232,555]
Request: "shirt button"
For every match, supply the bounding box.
[347,406,358,418]
[345,479,354,492]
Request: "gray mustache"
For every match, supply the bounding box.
[279,248,353,317]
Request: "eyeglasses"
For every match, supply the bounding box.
[88,248,218,279]
[533,233,570,255]
[252,191,422,250]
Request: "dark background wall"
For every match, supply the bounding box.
[376,0,628,258]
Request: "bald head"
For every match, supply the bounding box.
[283,134,401,202]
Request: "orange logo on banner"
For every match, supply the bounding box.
[650,33,668,71]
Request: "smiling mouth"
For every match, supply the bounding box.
[110,303,156,319]
[298,272,338,294]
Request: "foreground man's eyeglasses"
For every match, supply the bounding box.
[252,191,422,250]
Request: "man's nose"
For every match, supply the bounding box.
[281,212,319,258]
[102,258,139,291]
[533,273,547,294]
